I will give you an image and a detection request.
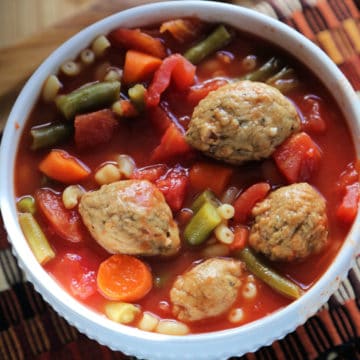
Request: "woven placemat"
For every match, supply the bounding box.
[1,1,360,359]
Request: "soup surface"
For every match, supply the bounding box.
[15,19,359,335]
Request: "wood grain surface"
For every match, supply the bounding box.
[0,0,167,132]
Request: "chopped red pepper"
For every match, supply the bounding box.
[229,226,249,251]
[145,54,196,107]
[336,182,360,224]
[109,28,166,58]
[131,164,168,183]
[233,182,271,224]
[75,109,118,149]
[35,188,83,243]
[155,166,189,212]
[186,78,228,106]
[273,132,322,183]
[298,94,327,134]
[151,123,192,162]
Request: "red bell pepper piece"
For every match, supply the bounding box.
[75,109,118,149]
[336,182,360,224]
[145,54,196,107]
[155,166,189,212]
[233,182,271,224]
[35,188,83,243]
[109,28,166,58]
[151,123,192,162]
[186,78,228,106]
[273,132,322,183]
[131,164,168,183]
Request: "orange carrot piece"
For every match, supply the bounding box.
[109,28,166,58]
[233,182,271,224]
[39,149,90,184]
[97,254,153,302]
[336,182,360,224]
[116,99,139,117]
[229,226,249,251]
[189,162,233,197]
[160,18,205,43]
[123,50,162,84]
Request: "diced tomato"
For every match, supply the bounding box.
[336,182,360,224]
[108,28,166,58]
[151,123,192,162]
[131,164,168,183]
[189,162,233,197]
[233,182,271,224]
[145,54,196,107]
[74,109,118,149]
[298,94,327,133]
[186,78,228,106]
[155,166,189,212]
[273,132,322,183]
[229,226,249,251]
[147,105,173,135]
[48,252,97,300]
[35,188,83,243]
[336,162,360,195]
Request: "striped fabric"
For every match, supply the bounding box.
[1,0,360,359]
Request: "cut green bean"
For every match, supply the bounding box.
[242,57,282,82]
[191,189,220,214]
[17,195,36,214]
[184,25,232,65]
[18,212,55,265]
[266,66,299,93]
[236,247,303,300]
[128,84,146,111]
[30,122,73,150]
[56,80,120,120]
[184,202,222,245]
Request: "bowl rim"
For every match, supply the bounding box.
[1,1,360,359]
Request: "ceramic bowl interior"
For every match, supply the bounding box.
[1,2,360,359]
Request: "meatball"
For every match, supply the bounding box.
[249,183,328,262]
[170,258,243,321]
[185,80,300,164]
[79,180,180,256]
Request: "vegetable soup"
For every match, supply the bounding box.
[15,18,359,335]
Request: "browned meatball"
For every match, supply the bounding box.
[249,183,328,262]
[185,80,300,164]
[170,258,243,321]
[79,180,180,256]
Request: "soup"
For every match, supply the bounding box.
[14,19,358,335]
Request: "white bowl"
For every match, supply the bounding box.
[1,1,360,359]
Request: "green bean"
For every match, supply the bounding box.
[184,25,232,65]
[56,80,120,120]
[191,189,220,214]
[17,195,36,214]
[128,84,146,111]
[266,66,299,93]
[242,57,282,82]
[236,247,303,300]
[30,122,73,150]
[184,202,222,245]
[18,212,55,265]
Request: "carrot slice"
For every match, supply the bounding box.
[189,162,233,196]
[109,28,166,58]
[123,50,162,84]
[39,149,90,184]
[233,182,271,224]
[97,254,153,302]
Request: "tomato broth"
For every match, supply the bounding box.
[14,20,357,334]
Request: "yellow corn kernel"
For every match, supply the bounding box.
[95,163,121,185]
[105,302,140,324]
[156,320,189,335]
[138,312,159,332]
[92,35,111,57]
[62,185,85,209]
[42,75,62,102]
